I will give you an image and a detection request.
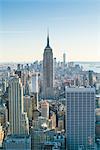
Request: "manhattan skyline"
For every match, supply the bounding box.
[0,0,100,62]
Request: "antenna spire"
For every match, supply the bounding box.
[47,28,49,47]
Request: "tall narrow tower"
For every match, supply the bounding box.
[43,33,53,99]
[63,53,66,67]
[9,76,23,134]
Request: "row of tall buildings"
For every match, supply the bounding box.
[42,34,97,149]
[7,78,96,149]
[0,33,99,149]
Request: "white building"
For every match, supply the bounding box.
[9,76,29,135]
[30,73,39,94]
[41,101,49,119]
[63,53,66,68]
[21,112,29,134]
[23,95,33,120]
[30,73,39,108]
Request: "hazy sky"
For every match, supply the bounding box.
[0,0,100,62]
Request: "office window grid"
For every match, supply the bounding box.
[66,89,95,150]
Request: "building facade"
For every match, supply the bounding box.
[9,76,29,135]
[66,87,95,150]
[41,101,49,119]
[43,34,53,99]
[9,76,23,134]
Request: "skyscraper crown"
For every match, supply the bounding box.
[47,32,50,47]
[45,31,52,49]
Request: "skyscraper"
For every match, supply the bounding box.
[30,73,39,108]
[43,33,53,99]
[41,101,49,119]
[66,87,95,150]
[9,75,29,135]
[88,70,94,87]
[53,57,57,81]
[9,76,23,134]
[63,53,66,67]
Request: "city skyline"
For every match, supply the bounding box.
[0,0,100,62]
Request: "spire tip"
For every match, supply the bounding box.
[47,29,49,47]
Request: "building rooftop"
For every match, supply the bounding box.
[5,134,30,139]
[66,87,95,92]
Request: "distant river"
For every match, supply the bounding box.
[74,62,100,73]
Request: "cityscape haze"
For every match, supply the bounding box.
[0,0,100,150]
[0,0,100,62]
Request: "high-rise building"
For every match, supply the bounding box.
[30,73,39,94]
[63,53,66,67]
[41,101,49,119]
[88,70,94,87]
[23,95,33,120]
[50,112,56,129]
[53,57,57,80]
[95,108,100,138]
[43,33,53,99]
[21,112,29,134]
[0,124,4,148]
[0,104,8,127]
[29,73,39,108]
[66,87,95,150]
[9,76,29,135]
[9,76,23,134]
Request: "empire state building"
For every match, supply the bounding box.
[43,33,53,99]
